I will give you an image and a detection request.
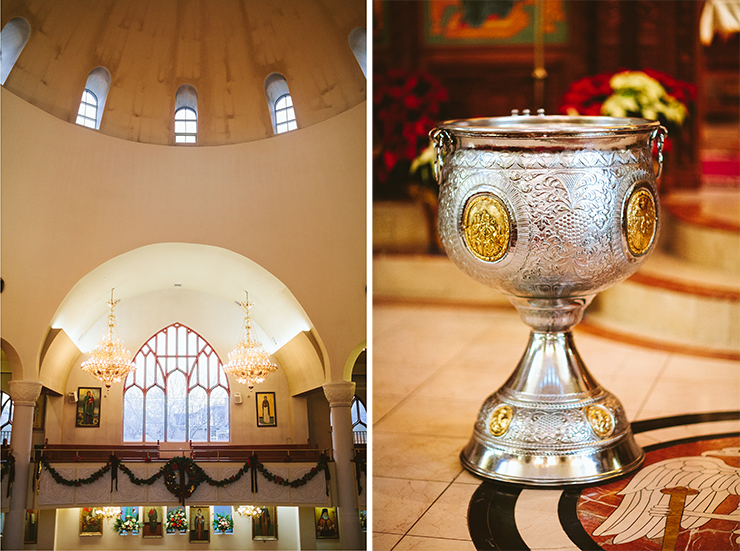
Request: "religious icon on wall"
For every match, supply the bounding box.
[424,0,567,45]
[315,507,339,539]
[24,509,39,544]
[75,387,101,427]
[255,392,277,427]
[79,507,103,536]
[142,506,163,538]
[188,506,210,543]
[252,506,278,541]
[32,393,45,429]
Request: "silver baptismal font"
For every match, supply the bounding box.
[431,112,666,485]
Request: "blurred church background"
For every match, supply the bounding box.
[373,0,739,359]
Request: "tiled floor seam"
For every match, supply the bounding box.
[388,478,465,550]
[633,352,673,419]
[373,346,482,428]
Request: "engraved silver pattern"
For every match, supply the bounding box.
[438,146,657,297]
[434,115,665,485]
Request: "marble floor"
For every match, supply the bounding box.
[371,301,740,550]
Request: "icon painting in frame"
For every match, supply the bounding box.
[76,387,101,428]
[256,391,276,427]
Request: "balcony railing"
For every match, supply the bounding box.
[36,442,331,463]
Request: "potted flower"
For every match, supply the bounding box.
[113,514,140,536]
[212,512,234,534]
[373,68,448,199]
[560,69,696,182]
[165,506,188,534]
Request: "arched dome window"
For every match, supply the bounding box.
[123,324,230,443]
[76,90,98,129]
[264,73,297,134]
[348,27,367,78]
[76,67,111,130]
[0,17,31,85]
[174,84,198,144]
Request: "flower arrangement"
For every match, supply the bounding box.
[166,507,188,533]
[113,514,140,535]
[213,512,234,534]
[560,69,696,152]
[374,69,448,197]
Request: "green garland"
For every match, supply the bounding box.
[40,458,111,487]
[40,454,329,499]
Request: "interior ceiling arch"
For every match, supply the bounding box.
[51,242,314,354]
[1,0,366,145]
[44,243,326,395]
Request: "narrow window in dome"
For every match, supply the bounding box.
[275,94,297,134]
[264,73,298,135]
[76,90,98,129]
[348,27,367,78]
[174,84,199,144]
[76,67,111,130]
[0,17,31,85]
[174,107,197,143]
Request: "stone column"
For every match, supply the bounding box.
[5,380,42,551]
[322,381,363,550]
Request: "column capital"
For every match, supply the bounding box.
[8,380,42,406]
[322,381,356,407]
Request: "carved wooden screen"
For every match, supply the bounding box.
[123,324,229,442]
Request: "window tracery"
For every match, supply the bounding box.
[123,324,229,442]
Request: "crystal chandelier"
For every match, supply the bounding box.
[223,293,278,392]
[94,506,120,522]
[80,290,135,396]
[236,505,263,519]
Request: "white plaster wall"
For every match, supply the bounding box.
[1,88,366,386]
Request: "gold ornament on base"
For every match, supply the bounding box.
[223,293,278,393]
[80,290,135,396]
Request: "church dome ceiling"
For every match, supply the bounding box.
[1,0,366,145]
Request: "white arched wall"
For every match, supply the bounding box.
[1,88,366,391]
[40,242,326,394]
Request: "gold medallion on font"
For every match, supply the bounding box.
[586,405,614,438]
[624,187,657,256]
[462,194,511,262]
[489,404,514,437]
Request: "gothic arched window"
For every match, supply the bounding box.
[123,324,229,442]
[351,396,367,444]
[0,391,13,444]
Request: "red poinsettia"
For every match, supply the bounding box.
[374,69,448,188]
